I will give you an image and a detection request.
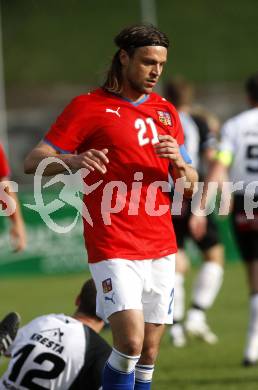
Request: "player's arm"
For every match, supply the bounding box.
[199,155,231,211]
[189,125,233,239]
[200,118,235,209]
[192,157,232,243]
[195,113,218,166]
[0,178,26,252]
[187,145,218,240]
[0,145,26,251]
[24,141,109,176]
[193,149,232,240]
[199,110,234,211]
[154,134,198,198]
[7,183,27,252]
[203,147,217,165]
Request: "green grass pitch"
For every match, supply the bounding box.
[1,263,258,389]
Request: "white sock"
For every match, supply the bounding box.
[135,364,154,382]
[173,273,185,322]
[244,294,258,361]
[192,262,223,310]
[108,348,140,373]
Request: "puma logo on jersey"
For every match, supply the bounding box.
[104,292,116,304]
[105,107,121,117]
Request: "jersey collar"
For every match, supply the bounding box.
[119,94,149,106]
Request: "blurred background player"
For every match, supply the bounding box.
[0,278,111,389]
[203,72,258,365]
[0,143,26,252]
[165,78,224,346]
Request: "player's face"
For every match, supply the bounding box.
[121,46,167,95]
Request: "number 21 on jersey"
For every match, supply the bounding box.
[135,118,159,146]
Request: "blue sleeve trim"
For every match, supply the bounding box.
[179,145,192,164]
[43,139,73,154]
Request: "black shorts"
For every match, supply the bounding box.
[232,194,258,261]
[172,199,219,251]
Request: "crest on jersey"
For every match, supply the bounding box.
[157,111,172,126]
[40,328,64,342]
[102,278,112,293]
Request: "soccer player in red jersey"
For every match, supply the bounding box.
[25,25,198,389]
[0,144,26,252]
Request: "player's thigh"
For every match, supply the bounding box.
[202,244,224,265]
[143,254,176,325]
[89,259,143,322]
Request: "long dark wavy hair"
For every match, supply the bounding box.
[103,24,169,95]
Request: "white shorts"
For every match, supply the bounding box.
[89,254,175,324]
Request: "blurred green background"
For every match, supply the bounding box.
[2,0,258,86]
[2,0,257,182]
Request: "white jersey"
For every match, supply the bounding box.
[179,112,200,169]
[219,107,258,194]
[0,314,86,390]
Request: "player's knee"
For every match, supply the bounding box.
[117,336,143,356]
[204,244,224,265]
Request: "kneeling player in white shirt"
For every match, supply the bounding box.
[0,279,111,389]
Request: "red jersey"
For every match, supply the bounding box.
[45,88,185,263]
[0,144,10,179]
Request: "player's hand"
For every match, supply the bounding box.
[10,221,27,252]
[188,214,207,241]
[70,149,109,174]
[154,135,185,168]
